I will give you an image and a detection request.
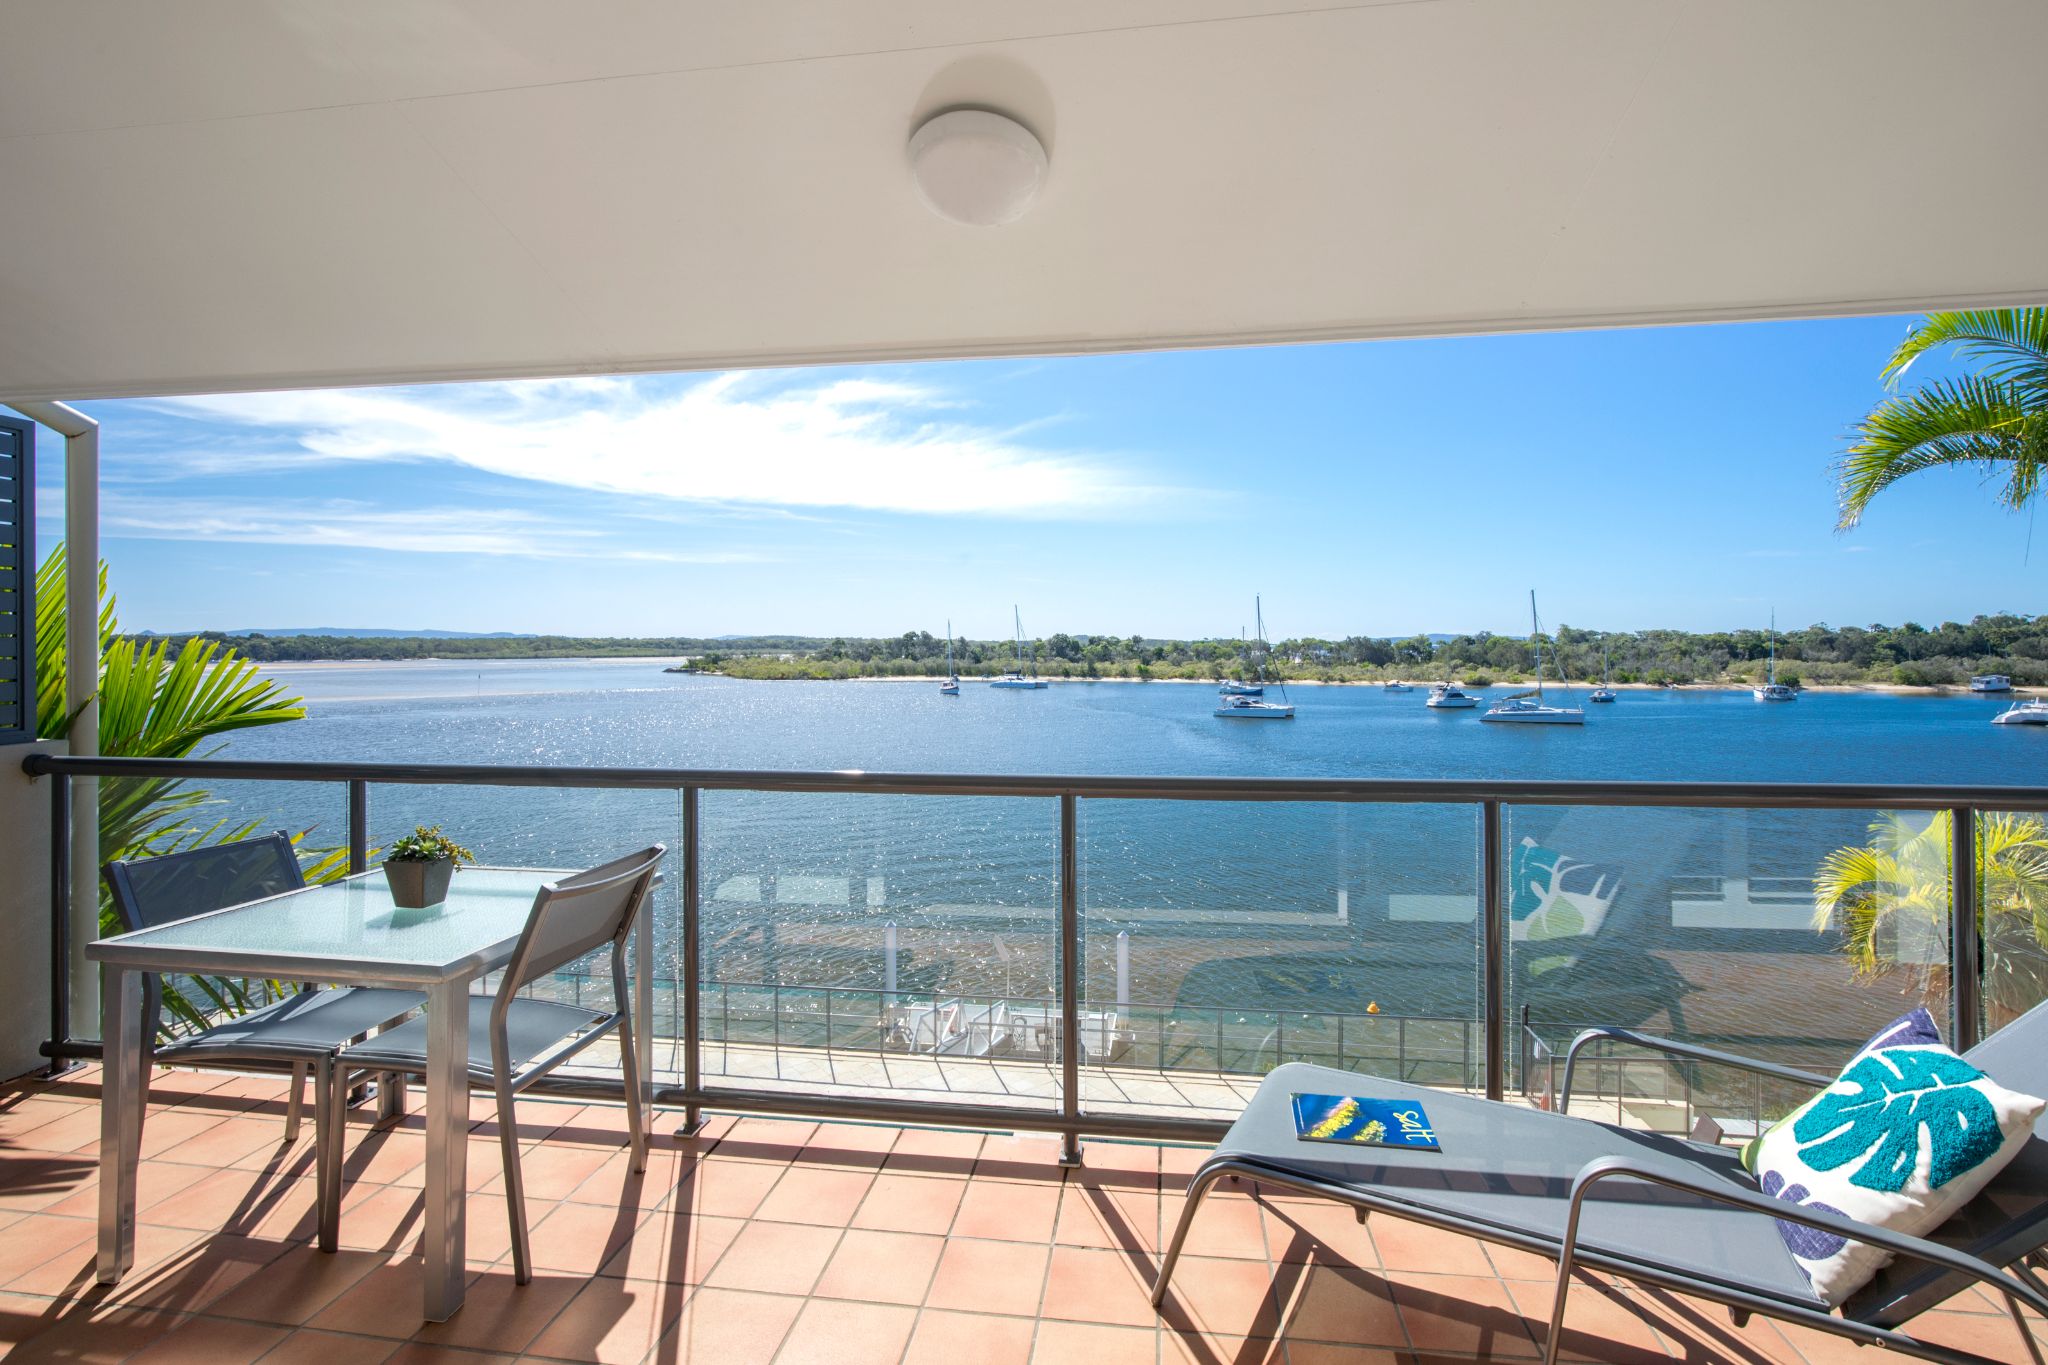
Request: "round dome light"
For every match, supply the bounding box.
[907,109,1047,227]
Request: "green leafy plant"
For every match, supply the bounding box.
[1837,308,2048,529]
[36,545,341,1035]
[1815,811,2048,1026]
[385,825,475,865]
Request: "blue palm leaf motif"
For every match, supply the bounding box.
[1760,1169,1848,1263]
[1794,1049,2002,1193]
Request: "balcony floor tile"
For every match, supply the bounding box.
[2,1065,2044,1365]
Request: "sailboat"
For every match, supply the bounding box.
[1589,641,1617,703]
[1754,612,1796,701]
[1215,596,1294,718]
[939,621,960,695]
[989,607,1048,689]
[1482,592,1585,725]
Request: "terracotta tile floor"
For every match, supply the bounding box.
[1,1065,2042,1364]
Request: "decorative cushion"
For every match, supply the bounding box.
[1747,1008,2044,1306]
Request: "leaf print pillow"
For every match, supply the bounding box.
[1750,1008,2043,1306]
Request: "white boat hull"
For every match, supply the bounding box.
[1753,685,1797,702]
[1994,703,2048,726]
[1425,695,1477,709]
[1215,704,1294,718]
[1481,703,1584,725]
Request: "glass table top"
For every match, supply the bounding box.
[87,867,562,983]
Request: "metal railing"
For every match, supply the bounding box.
[25,752,2039,1153]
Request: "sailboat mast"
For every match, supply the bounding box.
[946,619,954,677]
[1768,611,1776,685]
[1530,590,1544,699]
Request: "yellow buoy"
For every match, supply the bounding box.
[1365,1001,1380,1014]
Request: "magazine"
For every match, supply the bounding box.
[1289,1093,1441,1151]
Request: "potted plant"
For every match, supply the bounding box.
[382,825,476,909]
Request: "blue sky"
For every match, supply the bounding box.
[27,314,2037,640]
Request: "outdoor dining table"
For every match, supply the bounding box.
[87,865,652,1321]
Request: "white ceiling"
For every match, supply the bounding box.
[1,0,2044,400]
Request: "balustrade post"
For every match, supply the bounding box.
[346,780,369,875]
[1058,792,1081,1166]
[1951,805,1982,1051]
[680,786,705,1135]
[46,773,73,1075]
[1483,800,1506,1101]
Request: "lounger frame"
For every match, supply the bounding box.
[1152,1031,2048,1365]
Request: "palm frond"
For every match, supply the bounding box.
[1883,308,2048,397]
[1836,377,2037,528]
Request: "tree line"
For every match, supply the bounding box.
[137,614,2048,687]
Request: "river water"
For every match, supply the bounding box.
[205,660,2048,1082]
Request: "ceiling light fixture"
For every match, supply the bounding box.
[907,109,1048,227]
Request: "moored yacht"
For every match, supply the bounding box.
[989,606,1048,688]
[1993,699,2048,726]
[940,620,960,695]
[1425,682,1478,709]
[1216,595,1295,719]
[1753,611,1796,702]
[1588,641,1617,702]
[1972,674,2014,693]
[1383,680,1414,693]
[1214,693,1294,719]
[1481,591,1584,725]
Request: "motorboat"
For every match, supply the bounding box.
[1972,674,2014,693]
[1215,694,1294,719]
[989,606,1049,688]
[1426,682,1478,709]
[1482,592,1584,725]
[1753,611,1796,701]
[1383,681,1414,693]
[1993,699,2048,726]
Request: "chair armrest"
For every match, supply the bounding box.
[1558,1027,1834,1111]
[1558,1154,2048,1322]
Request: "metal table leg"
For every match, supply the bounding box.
[97,965,144,1283]
[421,979,471,1321]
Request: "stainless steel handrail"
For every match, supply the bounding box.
[21,752,2048,810]
[24,751,2027,1150]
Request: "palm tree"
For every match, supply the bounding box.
[36,545,346,1032]
[1814,810,2048,1028]
[1836,308,2048,529]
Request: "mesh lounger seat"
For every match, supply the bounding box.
[1153,1002,2048,1365]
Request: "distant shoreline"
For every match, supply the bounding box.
[261,658,2035,696]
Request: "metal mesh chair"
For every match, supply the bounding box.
[102,833,426,1243]
[343,844,665,1283]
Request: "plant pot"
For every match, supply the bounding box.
[384,856,455,909]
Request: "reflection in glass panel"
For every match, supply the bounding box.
[1507,805,1953,1137]
[1979,809,2048,1037]
[697,790,1059,1111]
[1079,800,1480,1120]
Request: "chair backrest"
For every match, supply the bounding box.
[103,831,305,933]
[500,845,666,995]
[1846,996,2048,1327]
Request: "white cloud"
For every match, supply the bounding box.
[99,494,762,563]
[147,372,1185,518]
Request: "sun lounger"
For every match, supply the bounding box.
[1152,1004,2048,1365]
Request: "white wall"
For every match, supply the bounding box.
[0,741,62,1082]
